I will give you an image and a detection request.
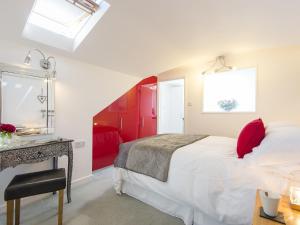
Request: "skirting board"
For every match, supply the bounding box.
[0,174,93,214]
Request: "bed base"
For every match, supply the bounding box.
[120,180,226,225]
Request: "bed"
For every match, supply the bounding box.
[113,124,300,225]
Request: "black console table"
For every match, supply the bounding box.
[0,139,73,203]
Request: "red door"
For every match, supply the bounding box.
[119,86,140,142]
[138,84,157,138]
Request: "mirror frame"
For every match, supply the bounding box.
[0,63,55,136]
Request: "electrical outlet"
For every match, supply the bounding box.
[74,140,85,149]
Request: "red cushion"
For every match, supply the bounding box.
[237,118,265,158]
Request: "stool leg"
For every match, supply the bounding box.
[6,200,14,225]
[15,199,20,225]
[58,189,64,225]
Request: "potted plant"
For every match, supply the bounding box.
[0,124,16,146]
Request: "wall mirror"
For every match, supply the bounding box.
[0,63,55,136]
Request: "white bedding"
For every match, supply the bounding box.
[114,136,289,225]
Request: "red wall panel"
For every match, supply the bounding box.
[92,76,157,171]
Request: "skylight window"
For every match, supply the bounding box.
[23,0,110,51]
[28,0,91,39]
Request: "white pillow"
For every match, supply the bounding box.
[266,121,299,133]
[245,126,300,166]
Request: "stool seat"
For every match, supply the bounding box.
[5,169,66,201]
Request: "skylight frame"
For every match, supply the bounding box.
[22,0,110,52]
[27,0,95,39]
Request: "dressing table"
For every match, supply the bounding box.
[0,139,73,203]
[0,63,74,203]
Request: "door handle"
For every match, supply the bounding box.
[141,117,145,128]
[120,117,123,130]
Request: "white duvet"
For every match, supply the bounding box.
[114,136,289,225]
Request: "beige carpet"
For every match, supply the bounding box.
[0,168,184,225]
[65,189,184,225]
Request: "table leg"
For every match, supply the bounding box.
[67,145,73,203]
[53,157,58,195]
[53,157,58,169]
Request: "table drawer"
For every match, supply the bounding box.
[0,142,70,169]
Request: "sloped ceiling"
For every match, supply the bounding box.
[1,0,300,76]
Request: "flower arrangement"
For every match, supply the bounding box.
[0,124,16,144]
[0,124,16,133]
[218,99,238,112]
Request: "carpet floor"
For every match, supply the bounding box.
[0,167,184,225]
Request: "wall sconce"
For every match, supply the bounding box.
[289,171,300,211]
[202,56,235,75]
[24,49,56,78]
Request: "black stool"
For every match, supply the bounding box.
[5,168,66,225]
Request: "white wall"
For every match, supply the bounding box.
[0,40,140,208]
[158,46,300,137]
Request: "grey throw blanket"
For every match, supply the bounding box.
[114,134,208,182]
